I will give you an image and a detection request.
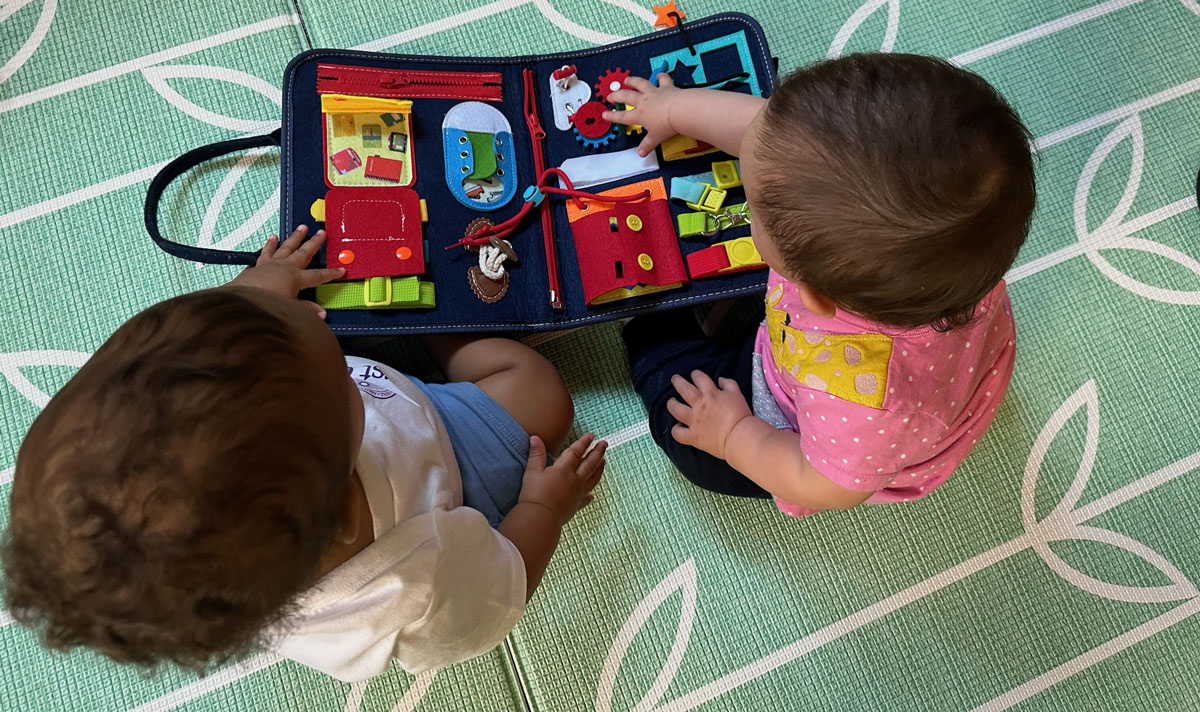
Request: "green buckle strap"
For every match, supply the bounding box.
[316,276,435,310]
[364,276,392,307]
[676,202,751,239]
[677,211,711,238]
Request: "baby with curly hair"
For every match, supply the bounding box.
[2,227,605,681]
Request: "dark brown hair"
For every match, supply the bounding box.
[754,53,1036,329]
[1,289,353,672]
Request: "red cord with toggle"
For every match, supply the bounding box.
[445,168,652,250]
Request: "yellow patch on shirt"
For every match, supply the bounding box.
[765,285,893,409]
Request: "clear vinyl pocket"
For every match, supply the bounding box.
[316,64,505,189]
[322,94,415,188]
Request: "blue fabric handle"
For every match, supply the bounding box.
[143,129,281,265]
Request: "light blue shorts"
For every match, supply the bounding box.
[410,379,529,527]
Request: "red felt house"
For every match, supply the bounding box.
[568,180,687,305]
[324,186,425,280]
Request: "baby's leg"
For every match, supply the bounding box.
[422,335,573,451]
[623,309,771,499]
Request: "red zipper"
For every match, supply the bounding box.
[524,67,562,310]
[316,64,503,101]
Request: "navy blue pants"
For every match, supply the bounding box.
[623,309,770,499]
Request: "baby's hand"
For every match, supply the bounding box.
[518,433,607,526]
[228,225,345,317]
[668,370,753,460]
[602,73,681,157]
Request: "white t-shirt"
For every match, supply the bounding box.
[271,357,526,682]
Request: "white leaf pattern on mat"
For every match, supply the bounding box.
[595,559,697,712]
[590,382,1200,711]
[827,0,899,58]
[1020,380,1198,603]
[342,670,437,712]
[141,64,280,133]
[0,350,90,487]
[531,0,629,44]
[141,64,281,255]
[0,0,56,84]
[0,349,90,409]
[1018,380,1101,531]
[1073,115,1200,304]
[1038,526,1198,603]
[197,146,280,255]
[597,0,657,26]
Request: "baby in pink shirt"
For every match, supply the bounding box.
[611,53,1036,515]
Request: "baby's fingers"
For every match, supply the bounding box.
[582,460,605,493]
[603,89,640,107]
[601,107,635,124]
[275,224,309,258]
[300,299,328,320]
[666,397,693,424]
[298,266,347,288]
[525,435,548,474]
[625,75,655,92]
[671,374,701,403]
[291,229,327,265]
[636,131,666,158]
[576,441,606,484]
[555,432,594,473]
[671,423,694,447]
[257,235,279,264]
[690,370,718,394]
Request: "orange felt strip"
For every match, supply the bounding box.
[565,177,667,223]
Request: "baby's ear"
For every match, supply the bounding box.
[795,282,837,319]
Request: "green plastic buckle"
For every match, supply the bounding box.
[364,277,392,307]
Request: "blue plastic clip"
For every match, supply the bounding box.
[523,185,545,206]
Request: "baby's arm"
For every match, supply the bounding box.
[498,433,606,600]
[603,75,766,157]
[228,225,346,317]
[669,371,873,511]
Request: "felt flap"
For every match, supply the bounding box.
[441,100,512,134]
[571,197,686,304]
[325,186,425,280]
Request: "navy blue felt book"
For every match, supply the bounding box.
[145,13,775,335]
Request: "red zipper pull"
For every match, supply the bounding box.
[317,64,503,101]
[380,73,409,88]
[524,69,546,140]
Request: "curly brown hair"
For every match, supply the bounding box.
[1,288,354,672]
[753,53,1037,330]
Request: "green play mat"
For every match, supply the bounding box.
[2,1,1198,709]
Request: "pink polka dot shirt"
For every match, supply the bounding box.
[753,269,1016,515]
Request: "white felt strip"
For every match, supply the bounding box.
[560,148,660,189]
[441,101,510,133]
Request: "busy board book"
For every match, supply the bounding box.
[146,13,776,334]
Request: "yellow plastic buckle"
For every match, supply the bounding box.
[364,277,393,307]
[687,184,728,214]
[712,160,742,189]
[720,237,764,271]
